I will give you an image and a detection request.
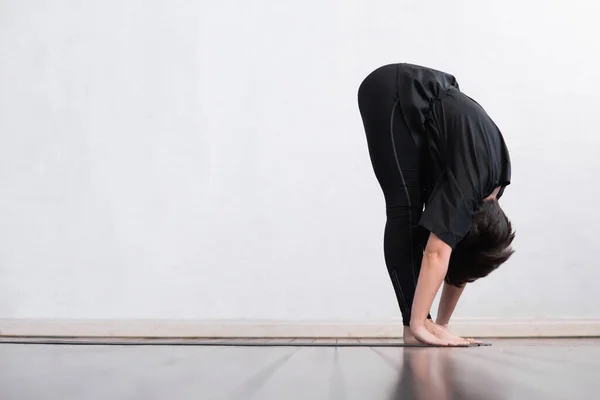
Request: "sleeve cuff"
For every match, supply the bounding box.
[418,218,460,249]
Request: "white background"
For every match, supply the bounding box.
[1,0,599,323]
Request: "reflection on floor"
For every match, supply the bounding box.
[1,338,598,399]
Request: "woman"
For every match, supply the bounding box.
[358,63,515,346]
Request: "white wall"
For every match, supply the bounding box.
[1,1,599,326]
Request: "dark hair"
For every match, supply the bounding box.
[446,199,515,287]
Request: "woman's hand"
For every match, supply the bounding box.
[410,323,452,346]
[424,320,472,345]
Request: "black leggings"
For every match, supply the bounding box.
[358,64,430,326]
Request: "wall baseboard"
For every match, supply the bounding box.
[1,318,599,338]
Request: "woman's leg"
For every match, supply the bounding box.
[358,65,428,327]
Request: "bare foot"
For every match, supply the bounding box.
[424,320,469,346]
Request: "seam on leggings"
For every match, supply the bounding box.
[389,97,418,288]
[390,269,409,313]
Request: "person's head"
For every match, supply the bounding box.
[446,199,515,287]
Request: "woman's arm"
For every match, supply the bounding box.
[409,233,456,345]
[436,282,466,327]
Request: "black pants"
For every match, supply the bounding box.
[358,64,430,326]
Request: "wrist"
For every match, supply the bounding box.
[409,319,426,330]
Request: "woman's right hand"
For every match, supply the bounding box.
[411,323,470,346]
[424,320,472,345]
[410,324,452,346]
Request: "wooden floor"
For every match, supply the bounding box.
[0,337,490,347]
[1,338,599,399]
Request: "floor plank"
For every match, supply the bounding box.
[1,339,599,399]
